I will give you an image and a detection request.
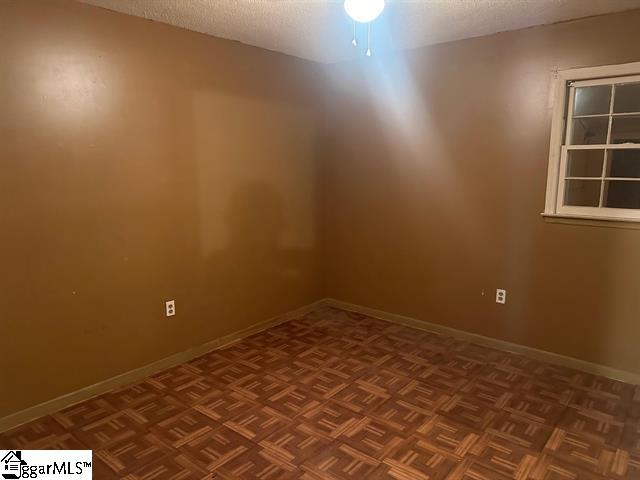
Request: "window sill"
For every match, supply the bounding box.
[541,213,640,229]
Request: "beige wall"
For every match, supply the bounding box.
[0,0,324,417]
[321,10,640,376]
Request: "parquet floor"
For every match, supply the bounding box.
[2,307,639,479]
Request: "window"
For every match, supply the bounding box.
[544,62,640,222]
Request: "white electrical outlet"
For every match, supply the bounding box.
[496,289,506,304]
[165,300,176,317]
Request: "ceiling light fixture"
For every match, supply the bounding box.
[344,0,385,23]
[344,0,385,56]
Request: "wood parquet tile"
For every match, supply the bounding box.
[622,421,640,454]
[258,422,332,465]
[74,411,147,449]
[469,433,539,479]
[95,433,172,477]
[414,415,481,460]
[1,306,638,479]
[503,393,566,427]
[557,408,625,447]
[376,434,457,479]
[223,406,292,442]
[437,394,500,430]
[543,428,616,476]
[486,411,554,451]
[193,390,256,424]
[52,397,118,429]
[299,401,364,439]
[370,396,436,436]
[301,442,381,479]
[1,416,68,449]
[150,410,218,449]
[459,377,512,408]
[519,378,578,406]
[176,425,253,472]
[107,382,161,409]
[298,367,352,400]
[331,380,392,414]
[122,453,209,480]
[338,417,406,460]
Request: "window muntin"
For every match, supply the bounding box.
[556,74,640,220]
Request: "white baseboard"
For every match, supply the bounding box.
[324,298,640,386]
[0,300,325,433]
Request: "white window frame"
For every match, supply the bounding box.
[544,62,640,223]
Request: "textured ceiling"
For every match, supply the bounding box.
[79,0,640,63]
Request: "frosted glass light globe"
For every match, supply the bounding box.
[344,0,385,23]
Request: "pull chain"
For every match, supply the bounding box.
[366,23,372,56]
[352,20,357,46]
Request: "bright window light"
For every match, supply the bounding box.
[344,0,385,23]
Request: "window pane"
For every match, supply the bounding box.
[613,83,640,113]
[606,149,640,178]
[574,85,611,116]
[610,116,640,144]
[570,117,609,145]
[603,180,640,209]
[566,150,604,177]
[564,179,601,207]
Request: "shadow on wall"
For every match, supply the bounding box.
[204,181,309,318]
[185,87,320,335]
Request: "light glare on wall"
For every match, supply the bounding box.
[344,0,385,23]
